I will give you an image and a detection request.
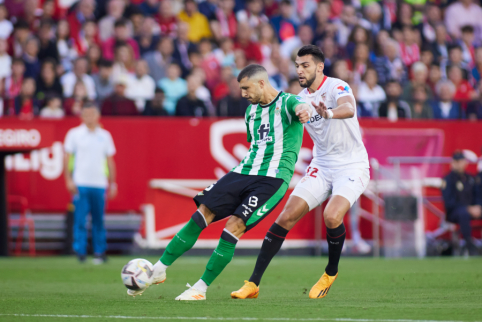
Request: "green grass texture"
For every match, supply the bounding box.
[0,256,481,322]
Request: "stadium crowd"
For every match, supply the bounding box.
[1,0,482,120]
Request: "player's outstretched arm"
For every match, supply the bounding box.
[312,96,355,120]
[295,103,312,123]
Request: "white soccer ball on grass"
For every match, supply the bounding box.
[121,258,154,291]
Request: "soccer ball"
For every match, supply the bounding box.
[121,258,154,291]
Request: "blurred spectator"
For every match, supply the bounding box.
[471,47,482,84]
[258,24,278,75]
[87,45,102,74]
[175,74,208,117]
[373,38,406,85]
[460,25,476,67]
[156,0,177,38]
[64,81,88,116]
[286,77,302,95]
[409,85,433,119]
[331,59,352,84]
[61,58,96,100]
[177,0,212,43]
[101,76,138,115]
[270,0,297,43]
[320,37,337,77]
[102,18,140,61]
[236,0,268,30]
[125,60,155,113]
[198,0,218,21]
[263,0,279,18]
[357,68,386,117]
[441,44,470,80]
[158,63,187,115]
[92,59,114,103]
[280,24,314,60]
[135,17,159,56]
[333,4,357,48]
[0,39,12,80]
[399,26,420,69]
[348,43,370,85]
[345,25,370,60]
[56,20,78,74]
[3,58,25,106]
[143,88,168,116]
[431,24,450,64]
[112,43,135,80]
[420,45,434,69]
[130,8,146,38]
[401,62,433,102]
[36,59,63,104]
[360,2,384,38]
[139,0,159,17]
[420,4,442,44]
[75,21,100,57]
[234,22,262,63]
[190,67,215,115]
[11,77,39,119]
[39,95,64,119]
[10,20,31,58]
[217,75,249,117]
[198,38,221,90]
[144,36,176,83]
[0,4,13,40]
[22,37,40,79]
[211,0,237,42]
[212,65,233,103]
[269,45,288,91]
[444,0,482,42]
[37,21,59,64]
[427,63,442,93]
[67,0,96,40]
[441,151,481,256]
[98,0,128,42]
[173,22,197,77]
[467,82,482,120]
[431,80,462,120]
[213,37,235,68]
[306,2,335,46]
[232,49,247,76]
[378,80,411,120]
[447,65,476,104]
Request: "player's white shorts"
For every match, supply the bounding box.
[291,164,370,211]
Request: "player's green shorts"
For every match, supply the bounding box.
[193,172,289,231]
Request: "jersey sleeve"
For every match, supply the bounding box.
[286,94,307,121]
[330,81,354,102]
[64,129,75,154]
[245,107,252,143]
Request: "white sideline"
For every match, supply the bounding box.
[0,315,480,322]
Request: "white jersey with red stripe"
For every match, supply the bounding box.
[298,76,369,170]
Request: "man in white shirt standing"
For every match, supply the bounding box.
[232,45,370,300]
[125,59,155,113]
[60,57,97,100]
[64,102,117,264]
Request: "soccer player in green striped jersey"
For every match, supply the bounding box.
[125,64,313,301]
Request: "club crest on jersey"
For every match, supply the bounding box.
[337,85,350,95]
[275,106,281,115]
[321,92,327,100]
[256,123,272,144]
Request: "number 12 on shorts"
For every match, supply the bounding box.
[306,167,319,178]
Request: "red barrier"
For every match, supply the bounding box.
[2,118,482,241]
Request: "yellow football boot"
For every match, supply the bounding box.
[309,272,338,299]
[231,280,259,299]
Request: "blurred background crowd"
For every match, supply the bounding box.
[2,0,482,120]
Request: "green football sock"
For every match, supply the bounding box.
[201,230,238,286]
[160,218,203,266]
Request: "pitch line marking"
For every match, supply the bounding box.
[0,315,480,322]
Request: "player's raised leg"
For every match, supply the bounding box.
[127,205,214,297]
[308,195,350,299]
[175,216,245,300]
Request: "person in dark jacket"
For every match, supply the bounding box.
[217,76,249,117]
[441,151,481,255]
[101,76,138,116]
[175,74,208,117]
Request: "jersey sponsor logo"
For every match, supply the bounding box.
[294,96,304,102]
[337,85,350,95]
[309,114,323,123]
[256,123,272,144]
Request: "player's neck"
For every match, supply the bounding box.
[260,86,280,106]
[308,73,326,94]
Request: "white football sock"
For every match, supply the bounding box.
[153,260,168,275]
[193,279,208,293]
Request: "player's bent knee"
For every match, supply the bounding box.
[276,196,310,230]
[324,211,343,229]
[198,204,216,224]
[225,216,246,238]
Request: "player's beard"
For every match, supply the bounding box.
[248,92,263,104]
[299,72,317,88]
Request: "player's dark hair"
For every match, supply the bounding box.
[237,64,267,82]
[297,45,325,63]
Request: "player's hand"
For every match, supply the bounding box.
[66,178,78,195]
[296,108,311,124]
[108,183,118,200]
[311,101,330,119]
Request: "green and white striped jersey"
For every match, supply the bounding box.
[232,92,305,183]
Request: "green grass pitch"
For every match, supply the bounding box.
[0,256,481,322]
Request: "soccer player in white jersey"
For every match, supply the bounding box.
[232,45,370,299]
